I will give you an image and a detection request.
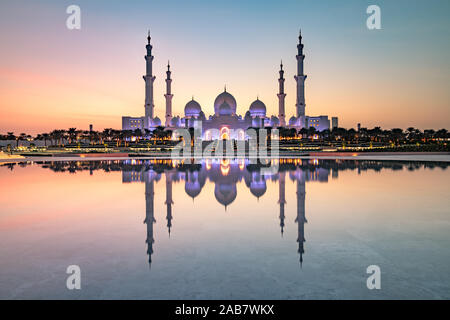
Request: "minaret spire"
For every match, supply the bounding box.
[164,59,173,127]
[294,29,307,123]
[144,180,156,268]
[295,174,307,267]
[165,171,174,237]
[144,31,156,128]
[277,59,287,126]
[278,171,287,236]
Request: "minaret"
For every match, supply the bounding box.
[144,31,156,129]
[164,61,173,127]
[278,171,286,236]
[277,60,287,127]
[294,30,307,120]
[144,180,156,268]
[295,176,307,267]
[165,171,174,236]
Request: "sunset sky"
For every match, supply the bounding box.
[0,0,449,134]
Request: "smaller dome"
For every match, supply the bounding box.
[184,99,202,117]
[289,116,298,126]
[152,117,161,127]
[271,115,280,127]
[250,181,267,198]
[170,116,180,127]
[249,98,266,117]
[218,101,232,116]
[185,181,202,199]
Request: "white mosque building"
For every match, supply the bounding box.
[122,31,338,139]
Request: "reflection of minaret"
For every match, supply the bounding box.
[278,171,286,236]
[295,179,307,267]
[144,180,156,268]
[165,171,174,236]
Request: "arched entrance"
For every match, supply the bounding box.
[220,127,230,140]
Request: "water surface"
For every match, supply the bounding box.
[0,159,449,299]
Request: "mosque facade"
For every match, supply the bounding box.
[122,31,338,138]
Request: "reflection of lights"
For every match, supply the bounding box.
[220,159,230,176]
[206,159,212,170]
[239,159,245,170]
[238,130,245,140]
[131,159,137,165]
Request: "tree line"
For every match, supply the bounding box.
[0,126,448,147]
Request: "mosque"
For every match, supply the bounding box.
[122,30,338,138]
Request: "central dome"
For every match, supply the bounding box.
[214,90,237,115]
[184,99,202,117]
[218,101,232,116]
[214,183,237,208]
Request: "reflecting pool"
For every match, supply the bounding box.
[0,159,449,299]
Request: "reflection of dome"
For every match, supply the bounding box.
[214,90,237,115]
[185,181,202,199]
[289,116,298,126]
[249,99,266,117]
[218,101,232,116]
[214,183,237,208]
[250,180,267,198]
[184,99,202,117]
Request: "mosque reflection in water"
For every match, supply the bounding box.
[18,158,447,269]
[118,158,448,268]
[123,158,313,268]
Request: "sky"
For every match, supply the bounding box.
[0,0,449,134]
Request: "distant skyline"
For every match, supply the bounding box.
[0,0,449,134]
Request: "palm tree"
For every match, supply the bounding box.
[133,128,142,143]
[307,127,317,138]
[436,129,448,139]
[7,132,15,142]
[424,129,436,142]
[406,127,415,137]
[67,128,77,144]
[16,133,27,147]
[298,128,308,139]
[42,133,50,147]
[102,128,112,144]
[50,130,65,147]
